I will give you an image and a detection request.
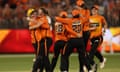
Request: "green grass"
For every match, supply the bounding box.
[0,53,120,72]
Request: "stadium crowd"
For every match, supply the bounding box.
[0,0,119,72]
[0,0,120,29]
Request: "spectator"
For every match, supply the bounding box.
[2,4,14,29]
[110,9,120,27]
[0,0,3,6]
[14,4,27,29]
[0,6,4,29]
[28,0,40,8]
[0,0,119,29]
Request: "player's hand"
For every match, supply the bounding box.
[55,17,59,20]
[77,34,81,38]
[102,30,106,36]
[26,17,30,21]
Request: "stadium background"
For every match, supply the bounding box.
[0,0,120,72]
[0,0,120,53]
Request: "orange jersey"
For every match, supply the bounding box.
[39,16,52,39]
[29,18,41,43]
[56,17,85,38]
[89,15,107,38]
[54,21,67,41]
[79,9,90,31]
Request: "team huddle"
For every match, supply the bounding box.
[27,0,107,72]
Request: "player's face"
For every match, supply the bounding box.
[38,9,44,17]
[30,12,37,18]
[91,8,98,15]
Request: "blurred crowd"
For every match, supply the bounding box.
[0,0,120,29]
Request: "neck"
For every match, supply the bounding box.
[93,13,98,16]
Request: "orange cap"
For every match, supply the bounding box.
[76,0,84,6]
[59,11,68,17]
[72,9,79,16]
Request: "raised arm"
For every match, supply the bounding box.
[55,17,71,24]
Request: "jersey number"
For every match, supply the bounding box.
[56,24,64,33]
[72,22,82,33]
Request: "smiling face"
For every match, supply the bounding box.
[91,8,98,15]
[30,11,38,18]
[38,9,44,17]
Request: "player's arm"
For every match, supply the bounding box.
[55,17,70,24]
[87,21,96,31]
[86,9,90,19]
[29,20,43,30]
[102,16,108,32]
[64,25,80,37]
[40,20,50,29]
[82,17,91,31]
[89,25,96,31]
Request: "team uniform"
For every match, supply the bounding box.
[27,8,42,61]
[76,0,91,71]
[51,19,68,72]
[27,8,43,72]
[56,10,92,72]
[88,7,107,69]
[32,12,53,72]
[78,9,91,72]
[29,17,42,57]
[50,11,68,72]
[81,9,90,48]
